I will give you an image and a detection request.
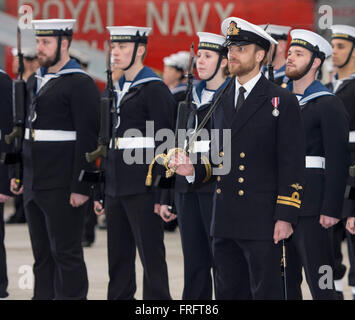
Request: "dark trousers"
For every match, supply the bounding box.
[212,237,284,300]
[0,203,8,298]
[329,221,347,281]
[287,215,337,300]
[175,192,215,300]
[105,193,171,300]
[24,189,88,300]
[82,198,97,243]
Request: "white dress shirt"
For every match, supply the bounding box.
[234,72,262,108]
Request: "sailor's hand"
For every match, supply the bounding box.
[154,204,161,215]
[0,194,11,203]
[346,217,355,234]
[319,215,339,229]
[159,205,176,222]
[10,178,23,195]
[94,201,105,216]
[273,220,293,244]
[70,193,89,208]
[169,151,194,176]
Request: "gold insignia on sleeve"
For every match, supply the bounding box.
[227,21,240,36]
[290,183,303,191]
[201,156,212,183]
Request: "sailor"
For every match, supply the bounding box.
[160,31,229,299]
[93,25,175,300]
[169,17,305,299]
[0,67,13,299]
[326,24,355,300]
[10,19,100,300]
[260,24,291,87]
[285,29,350,299]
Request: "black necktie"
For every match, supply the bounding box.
[236,86,246,112]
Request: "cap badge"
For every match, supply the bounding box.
[228,21,240,36]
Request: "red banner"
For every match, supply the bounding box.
[5,0,315,77]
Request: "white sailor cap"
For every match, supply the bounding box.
[259,24,291,40]
[330,25,355,43]
[290,29,332,59]
[69,48,89,65]
[221,17,277,51]
[164,51,190,71]
[32,19,76,37]
[197,32,227,55]
[106,26,151,43]
[12,47,37,59]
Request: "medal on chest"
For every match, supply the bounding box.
[271,97,280,117]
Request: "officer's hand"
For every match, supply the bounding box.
[159,205,176,223]
[169,151,194,177]
[0,194,11,203]
[10,178,23,195]
[273,220,293,244]
[94,201,105,216]
[346,217,355,234]
[70,193,89,208]
[154,204,161,215]
[319,215,339,229]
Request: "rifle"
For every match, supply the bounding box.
[79,42,113,209]
[1,27,26,192]
[146,44,195,186]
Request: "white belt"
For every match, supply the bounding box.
[305,156,325,169]
[25,128,77,141]
[349,131,355,143]
[190,140,210,153]
[110,137,155,149]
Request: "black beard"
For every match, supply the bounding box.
[39,56,56,69]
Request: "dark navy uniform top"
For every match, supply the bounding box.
[327,73,355,216]
[175,78,230,194]
[104,66,176,198]
[287,80,350,219]
[193,74,305,240]
[0,69,13,196]
[24,59,100,197]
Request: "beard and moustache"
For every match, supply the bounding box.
[285,62,309,80]
[38,52,57,69]
[228,56,257,77]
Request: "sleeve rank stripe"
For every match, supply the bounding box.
[276,199,301,209]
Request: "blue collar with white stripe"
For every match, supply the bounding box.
[171,82,187,95]
[287,80,334,106]
[35,59,88,93]
[261,64,286,79]
[0,68,6,75]
[273,64,286,79]
[117,66,162,91]
[192,78,230,108]
[37,58,87,77]
[330,72,355,91]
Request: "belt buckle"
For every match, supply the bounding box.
[31,129,35,141]
[115,138,119,149]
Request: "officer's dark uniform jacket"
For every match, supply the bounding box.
[287,80,350,219]
[262,64,290,87]
[104,66,175,197]
[0,69,12,196]
[327,73,355,216]
[175,78,230,194]
[24,59,99,197]
[193,74,305,240]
